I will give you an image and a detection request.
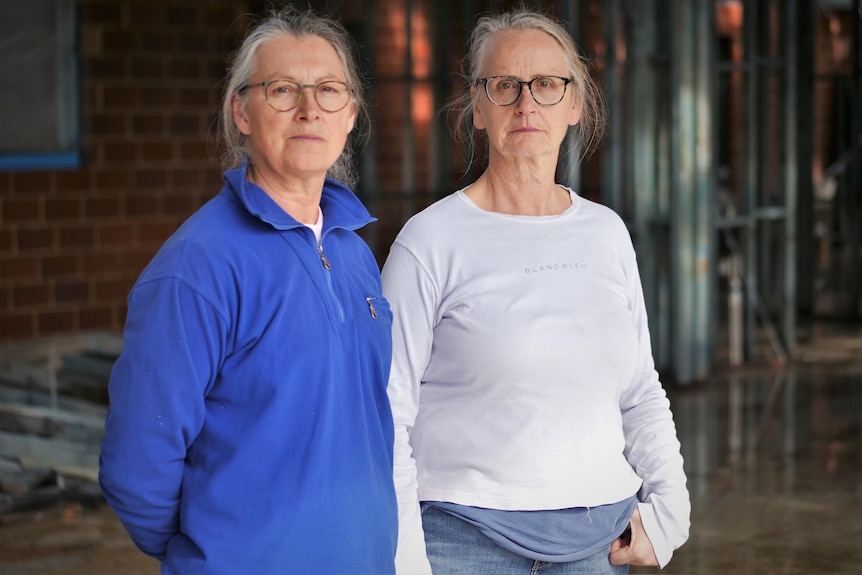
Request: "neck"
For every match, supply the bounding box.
[248,162,324,224]
[466,162,570,216]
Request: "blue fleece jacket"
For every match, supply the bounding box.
[99,163,397,574]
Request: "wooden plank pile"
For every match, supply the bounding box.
[0,332,121,515]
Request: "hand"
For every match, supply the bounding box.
[609,507,659,567]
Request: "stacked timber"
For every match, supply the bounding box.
[0,332,121,515]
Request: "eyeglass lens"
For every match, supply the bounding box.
[265,80,351,112]
[485,76,568,106]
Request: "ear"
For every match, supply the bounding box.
[471,86,486,130]
[232,93,252,136]
[346,102,357,134]
[568,94,581,127]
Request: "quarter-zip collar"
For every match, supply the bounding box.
[223,160,376,235]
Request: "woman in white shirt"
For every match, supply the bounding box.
[382,8,690,575]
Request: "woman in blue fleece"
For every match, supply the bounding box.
[98,7,397,574]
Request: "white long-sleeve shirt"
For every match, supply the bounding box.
[382,188,690,573]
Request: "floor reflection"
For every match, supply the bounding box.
[634,362,862,575]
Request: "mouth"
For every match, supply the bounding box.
[291,133,324,141]
[511,126,542,134]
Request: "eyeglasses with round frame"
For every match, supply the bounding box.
[238,79,353,113]
[475,75,574,107]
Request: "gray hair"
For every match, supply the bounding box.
[446,9,606,170]
[219,6,368,188]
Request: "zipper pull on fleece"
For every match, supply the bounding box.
[366,297,378,319]
[317,243,331,270]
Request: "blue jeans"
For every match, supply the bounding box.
[422,506,629,575]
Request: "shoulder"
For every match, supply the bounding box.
[394,191,468,245]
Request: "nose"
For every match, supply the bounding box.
[294,85,322,118]
[513,82,538,111]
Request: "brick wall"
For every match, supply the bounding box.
[0,1,253,342]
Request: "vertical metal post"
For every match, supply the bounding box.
[694,0,716,377]
[359,0,379,254]
[602,0,623,212]
[559,0,585,193]
[742,0,760,361]
[402,0,416,219]
[430,0,451,200]
[849,0,862,317]
[795,0,815,317]
[783,0,799,352]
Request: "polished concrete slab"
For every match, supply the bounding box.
[1,326,861,575]
[634,360,862,575]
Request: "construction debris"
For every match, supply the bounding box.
[0,332,121,515]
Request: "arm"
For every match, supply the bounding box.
[381,241,436,575]
[99,277,225,559]
[615,249,691,568]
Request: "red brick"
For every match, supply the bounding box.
[103,86,137,108]
[133,115,165,135]
[38,311,77,334]
[59,226,95,248]
[86,197,121,219]
[45,198,81,222]
[125,195,160,218]
[95,278,133,300]
[12,172,52,194]
[132,58,167,79]
[134,170,167,189]
[172,169,205,187]
[55,281,89,304]
[0,257,40,280]
[18,229,55,251]
[86,57,127,80]
[177,87,212,108]
[139,221,177,243]
[98,224,135,246]
[128,4,165,27]
[55,171,91,193]
[177,33,208,53]
[102,141,138,163]
[2,199,40,223]
[138,87,175,107]
[205,8,239,28]
[166,7,198,27]
[124,250,157,274]
[83,2,123,25]
[164,193,195,216]
[43,255,79,278]
[79,306,115,330]
[91,114,128,136]
[0,230,11,251]
[116,303,128,327]
[14,284,51,307]
[140,32,174,52]
[102,30,136,52]
[96,169,132,191]
[179,141,209,161]
[170,115,201,135]
[206,60,228,81]
[0,313,34,341]
[140,141,175,162]
[170,59,200,79]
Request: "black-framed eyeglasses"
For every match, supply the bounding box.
[475,75,573,106]
[237,79,353,113]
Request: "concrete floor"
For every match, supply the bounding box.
[1,325,860,575]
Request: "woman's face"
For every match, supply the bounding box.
[232,34,356,182]
[472,28,580,164]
